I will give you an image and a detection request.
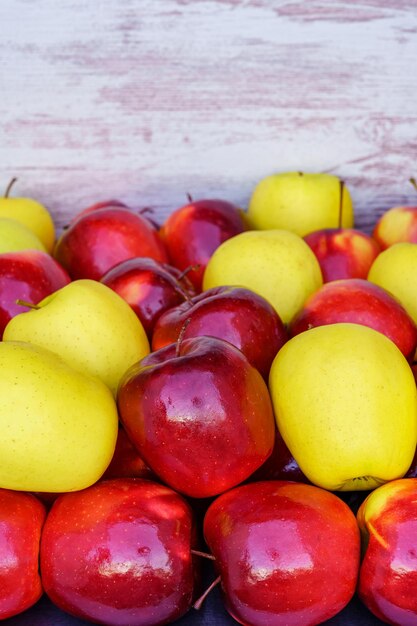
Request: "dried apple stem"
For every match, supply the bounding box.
[193,575,221,610]
[15,299,40,310]
[176,318,191,356]
[186,192,193,203]
[4,177,18,198]
[191,549,216,560]
[410,177,417,193]
[338,180,345,228]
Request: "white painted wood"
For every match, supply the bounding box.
[0,0,416,233]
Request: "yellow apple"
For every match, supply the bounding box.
[247,171,354,236]
[0,179,55,252]
[368,242,417,324]
[269,323,417,491]
[0,341,118,492]
[0,217,46,253]
[203,229,323,324]
[3,279,150,395]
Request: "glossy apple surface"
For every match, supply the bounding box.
[101,257,192,338]
[118,336,275,498]
[0,249,71,338]
[373,205,417,249]
[102,426,154,480]
[0,489,46,620]
[204,481,360,626]
[152,286,287,379]
[160,199,246,290]
[357,478,417,625]
[68,199,127,225]
[289,278,417,362]
[54,207,168,280]
[304,228,380,282]
[41,478,196,626]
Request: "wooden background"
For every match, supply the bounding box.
[1,0,417,234]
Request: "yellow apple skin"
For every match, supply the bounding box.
[269,323,417,491]
[368,242,417,325]
[0,341,118,492]
[247,172,354,237]
[3,279,150,396]
[203,229,323,324]
[0,217,47,254]
[0,197,55,252]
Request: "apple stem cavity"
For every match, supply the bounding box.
[176,318,191,357]
[338,179,345,228]
[410,177,417,193]
[15,299,40,310]
[4,177,18,198]
[193,575,221,610]
[191,549,216,561]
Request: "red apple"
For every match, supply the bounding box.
[101,426,154,480]
[203,481,360,626]
[248,428,309,483]
[152,286,287,379]
[40,478,197,626]
[304,228,380,282]
[101,257,193,338]
[54,207,168,281]
[373,205,417,250]
[68,199,128,225]
[0,250,71,338]
[0,489,46,620]
[117,336,275,498]
[289,278,417,362]
[160,199,246,290]
[357,478,417,625]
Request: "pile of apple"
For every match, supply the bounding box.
[1,172,417,626]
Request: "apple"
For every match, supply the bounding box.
[203,229,323,324]
[0,489,46,620]
[54,207,168,281]
[40,478,197,626]
[0,178,55,252]
[0,341,118,492]
[160,198,246,290]
[102,425,154,481]
[304,228,380,282]
[289,278,417,362]
[118,336,275,498]
[0,249,70,338]
[373,180,417,249]
[357,478,417,625]
[68,198,127,225]
[269,323,417,491]
[247,171,353,236]
[3,279,150,395]
[152,285,287,379]
[0,217,46,253]
[248,428,309,483]
[368,242,417,325]
[101,257,192,338]
[203,480,360,626]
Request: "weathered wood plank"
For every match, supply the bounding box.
[0,0,416,234]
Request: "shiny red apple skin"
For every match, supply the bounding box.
[40,478,196,626]
[101,257,192,338]
[152,286,287,379]
[304,228,380,282]
[160,199,246,290]
[102,426,154,480]
[0,250,71,338]
[54,207,168,281]
[0,489,46,620]
[289,278,417,362]
[357,478,417,625]
[204,481,360,626]
[118,336,275,498]
[69,199,128,225]
[373,206,417,250]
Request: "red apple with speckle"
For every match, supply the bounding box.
[289,278,417,362]
[160,199,246,290]
[0,489,46,620]
[304,228,380,282]
[152,286,287,379]
[118,336,275,498]
[54,207,168,281]
[40,478,197,626]
[204,481,360,626]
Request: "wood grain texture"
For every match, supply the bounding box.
[0,0,416,234]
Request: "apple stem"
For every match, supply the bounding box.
[191,549,216,561]
[4,177,18,198]
[193,575,221,610]
[410,177,417,193]
[338,179,345,228]
[186,192,193,203]
[174,285,193,305]
[176,318,191,356]
[177,264,201,281]
[15,299,40,310]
